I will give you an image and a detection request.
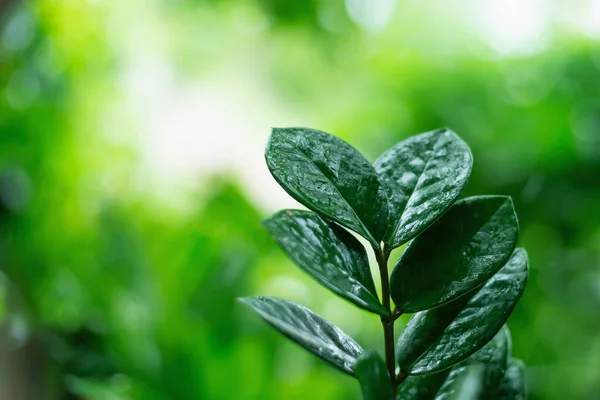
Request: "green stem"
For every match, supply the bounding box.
[375,244,397,397]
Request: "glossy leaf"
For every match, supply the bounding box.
[396,249,528,374]
[263,210,387,316]
[374,128,472,248]
[265,127,388,246]
[239,296,362,375]
[390,195,519,313]
[355,349,394,400]
[490,359,526,400]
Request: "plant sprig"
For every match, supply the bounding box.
[241,127,528,400]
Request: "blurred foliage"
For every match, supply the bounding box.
[1,0,600,399]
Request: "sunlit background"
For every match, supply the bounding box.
[1,0,600,399]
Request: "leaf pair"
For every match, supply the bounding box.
[265,127,472,250]
[398,326,526,400]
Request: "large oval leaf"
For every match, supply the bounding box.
[239,296,362,375]
[390,196,519,313]
[265,127,388,246]
[490,358,526,400]
[355,349,394,400]
[374,128,472,249]
[396,249,528,374]
[263,210,387,316]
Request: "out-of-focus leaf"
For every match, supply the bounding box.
[374,128,472,249]
[354,349,393,400]
[489,359,526,400]
[464,326,511,394]
[263,210,386,315]
[396,370,450,400]
[239,296,362,375]
[434,365,483,400]
[390,196,519,313]
[396,250,528,374]
[265,127,388,246]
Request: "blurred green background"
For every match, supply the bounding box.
[1,0,600,399]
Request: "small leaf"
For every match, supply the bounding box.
[355,349,394,400]
[374,128,472,249]
[265,127,388,246]
[490,359,526,400]
[396,371,450,400]
[396,249,528,374]
[390,195,519,313]
[239,296,362,375]
[264,210,387,316]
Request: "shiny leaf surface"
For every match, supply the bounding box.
[265,127,388,246]
[239,296,362,375]
[263,209,387,315]
[355,349,394,400]
[490,359,526,400]
[390,196,519,313]
[396,249,528,374]
[374,128,472,248]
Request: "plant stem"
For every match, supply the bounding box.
[375,244,397,396]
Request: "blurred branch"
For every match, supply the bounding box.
[0,0,18,24]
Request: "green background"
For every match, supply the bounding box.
[1,0,599,399]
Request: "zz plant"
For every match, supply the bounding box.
[240,127,528,399]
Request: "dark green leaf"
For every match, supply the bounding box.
[490,359,526,400]
[396,249,528,374]
[390,195,519,313]
[239,296,362,375]
[374,128,472,248]
[396,371,450,400]
[355,349,394,400]
[265,127,388,246]
[263,210,387,315]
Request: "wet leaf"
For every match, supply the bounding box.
[434,364,482,400]
[390,196,519,313]
[265,127,388,246]
[355,349,394,400]
[239,296,362,375]
[263,210,387,316]
[490,359,526,400]
[396,249,528,374]
[374,128,472,249]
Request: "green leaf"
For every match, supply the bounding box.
[396,249,528,374]
[265,127,388,246]
[374,128,472,249]
[263,210,387,316]
[355,349,394,400]
[239,296,362,375]
[390,195,519,313]
[490,359,526,400]
[396,371,450,400]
